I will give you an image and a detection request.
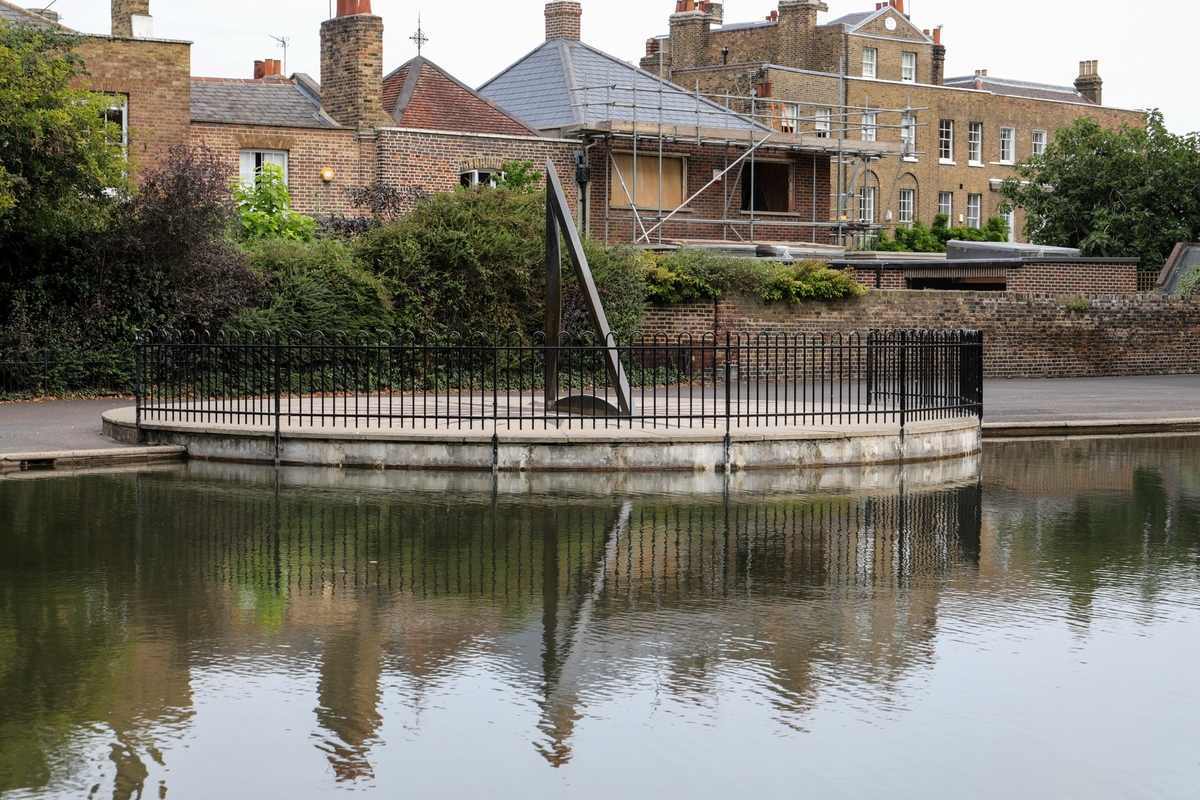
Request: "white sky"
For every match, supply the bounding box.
[41,0,1195,134]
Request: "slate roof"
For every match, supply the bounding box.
[381,57,542,136]
[943,75,1096,105]
[190,77,340,128]
[0,0,62,27]
[478,38,766,132]
[819,11,874,29]
[716,20,775,32]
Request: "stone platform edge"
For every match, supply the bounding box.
[0,445,186,471]
[983,418,1200,439]
[103,407,980,472]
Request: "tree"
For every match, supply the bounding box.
[232,164,317,241]
[999,112,1200,271]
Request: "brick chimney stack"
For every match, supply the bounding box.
[112,0,151,37]
[930,26,945,86]
[1075,60,1103,105]
[545,2,582,40]
[776,1,828,72]
[320,0,390,130]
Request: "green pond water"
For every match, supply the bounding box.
[1,438,1199,798]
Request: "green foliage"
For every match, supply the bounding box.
[1065,296,1092,312]
[999,111,1200,271]
[493,160,543,194]
[231,238,392,333]
[233,164,316,241]
[644,248,865,305]
[873,215,1009,253]
[1179,265,1200,298]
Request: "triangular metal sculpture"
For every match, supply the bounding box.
[544,159,634,416]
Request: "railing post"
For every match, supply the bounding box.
[42,348,50,396]
[723,332,732,472]
[135,332,143,444]
[899,330,908,441]
[273,331,282,467]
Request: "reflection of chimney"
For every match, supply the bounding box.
[1074,60,1103,105]
[320,0,389,129]
[112,0,151,37]
[545,1,582,40]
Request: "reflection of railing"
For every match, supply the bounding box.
[134,328,984,436]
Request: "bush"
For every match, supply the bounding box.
[233,164,317,241]
[644,249,865,305]
[873,215,1009,253]
[1180,265,1200,298]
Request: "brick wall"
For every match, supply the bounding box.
[75,36,191,173]
[640,291,1200,378]
[842,259,1139,294]
[320,14,390,130]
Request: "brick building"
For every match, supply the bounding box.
[639,0,1145,242]
[479,2,902,246]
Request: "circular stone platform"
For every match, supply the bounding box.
[102,407,980,472]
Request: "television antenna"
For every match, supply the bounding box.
[270,34,290,76]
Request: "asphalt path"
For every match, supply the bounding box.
[2,375,1199,453]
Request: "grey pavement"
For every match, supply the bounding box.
[0,399,135,454]
[984,375,1200,423]
[2,375,1199,453]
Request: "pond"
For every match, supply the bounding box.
[1,438,1199,798]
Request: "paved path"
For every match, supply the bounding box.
[2,375,1199,453]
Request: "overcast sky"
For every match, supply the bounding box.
[41,0,1196,134]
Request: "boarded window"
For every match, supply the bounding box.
[609,154,685,209]
[741,162,793,213]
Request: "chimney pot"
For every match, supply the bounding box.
[254,60,266,79]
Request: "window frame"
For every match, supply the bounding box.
[862,47,878,79]
[937,191,953,220]
[740,160,795,214]
[1032,129,1047,157]
[460,169,503,188]
[901,112,917,154]
[608,152,688,210]
[814,107,831,138]
[968,122,983,166]
[861,111,877,143]
[999,127,1015,164]
[901,52,917,83]
[859,186,876,223]
[967,193,983,229]
[938,120,954,163]
[239,149,289,187]
[898,188,915,224]
[100,94,129,150]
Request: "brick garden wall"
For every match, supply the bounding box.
[640,291,1200,378]
[843,259,1140,294]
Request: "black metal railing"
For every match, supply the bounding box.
[134,329,983,436]
[0,348,134,399]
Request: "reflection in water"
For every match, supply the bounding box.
[1,437,1198,798]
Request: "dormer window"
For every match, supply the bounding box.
[862,48,878,79]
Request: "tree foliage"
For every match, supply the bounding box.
[643,248,865,305]
[233,164,316,241]
[1000,111,1200,271]
[873,215,1009,253]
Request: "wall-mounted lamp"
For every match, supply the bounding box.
[320,167,336,183]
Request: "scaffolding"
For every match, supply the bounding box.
[566,72,927,250]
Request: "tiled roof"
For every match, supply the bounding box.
[190,78,340,128]
[381,57,542,136]
[478,38,766,132]
[0,0,62,27]
[943,75,1096,105]
[819,11,874,29]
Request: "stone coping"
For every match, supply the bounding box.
[0,445,186,471]
[983,418,1200,439]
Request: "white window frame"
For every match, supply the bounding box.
[859,186,876,223]
[999,127,1015,164]
[938,191,953,220]
[901,113,916,155]
[101,94,129,150]
[239,149,289,187]
[814,107,831,138]
[938,120,954,163]
[460,169,503,188]
[862,111,877,142]
[1032,130,1047,157]
[901,52,917,83]
[862,47,878,79]
[780,102,800,134]
[1004,207,1017,242]
[968,122,983,166]
[967,194,982,228]
[898,189,915,224]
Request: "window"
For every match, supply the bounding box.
[239,149,288,186]
[1003,207,1017,243]
[741,161,793,213]
[862,47,877,79]
[999,127,1015,164]
[1032,130,1047,157]
[967,194,982,228]
[901,113,916,154]
[862,111,877,142]
[859,186,876,223]
[460,169,502,188]
[902,52,917,83]
[968,122,983,164]
[898,189,914,224]
[938,191,953,220]
[609,153,686,209]
[100,95,129,149]
[779,102,800,134]
[938,120,954,162]
[814,107,831,138]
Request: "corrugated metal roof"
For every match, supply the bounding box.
[478,38,765,132]
[190,79,340,129]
